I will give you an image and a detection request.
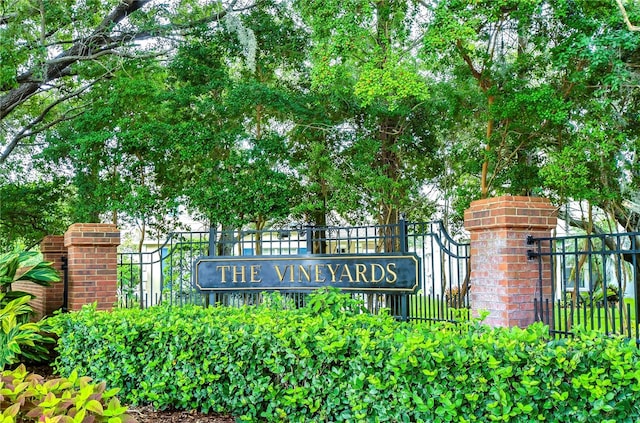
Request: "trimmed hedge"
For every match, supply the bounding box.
[50,292,640,422]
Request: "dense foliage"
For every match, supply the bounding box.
[4,1,640,247]
[0,364,134,423]
[0,294,53,370]
[0,250,60,301]
[0,251,59,368]
[51,293,640,422]
[0,180,72,250]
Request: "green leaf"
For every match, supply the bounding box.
[73,408,86,423]
[2,403,20,417]
[85,399,104,415]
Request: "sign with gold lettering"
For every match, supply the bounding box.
[194,254,421,293]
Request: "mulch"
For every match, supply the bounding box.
[127,406,235,423]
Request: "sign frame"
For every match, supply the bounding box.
[193,253,421,294]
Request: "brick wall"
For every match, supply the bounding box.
[64,223,120,311]
[464,196,557,328]
[14,225,121,319]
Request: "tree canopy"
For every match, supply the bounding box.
[2,0,640,247]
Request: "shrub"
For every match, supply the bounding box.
[50,292,640,422]
[0,249,60,369]
[0,364,135,423]
[0,250,60,305]
[0,293,54,370]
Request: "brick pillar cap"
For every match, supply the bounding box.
[464,195,558,231]
[40,235,66,253]
[64,223,120,247]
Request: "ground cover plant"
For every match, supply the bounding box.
[0,364,135,423]
[0,250,136,422]
[0,249,60,368]
[0,293,54,370]
[50,291,640,422]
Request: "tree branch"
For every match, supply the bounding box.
[0,0,151,120]
[1,0,244,121]
[1,0,250,162]
[456,40,483,82]
[616,0,640,31]
[0,80,99,163]
[0,13,18,25]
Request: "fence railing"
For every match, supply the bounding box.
[117,221,470,323]
[529,231,640,341]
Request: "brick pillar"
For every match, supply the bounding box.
[40,235,67,316]
[464,196,557,328]
[64,224,120,311]
[12,235,66,320]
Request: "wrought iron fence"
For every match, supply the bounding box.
[529,231,640,341]
[117,220,470,323]
[118,231,210,308]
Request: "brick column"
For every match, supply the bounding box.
[464,196,557,328]
[12,235,67,320]
[64,224,120,311]
[40,235,66,316]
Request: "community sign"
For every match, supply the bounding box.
[193,254,421,294]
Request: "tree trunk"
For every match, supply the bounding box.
[216,223,235,256]
[310,208,328,254]
[480,95,495,198]
[255,216,266,256]
[376,115,403,252]
[378,117,405,316]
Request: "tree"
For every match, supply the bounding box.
[0,179,72,250]
[295,0,435,232]
[5,0,640,250]
[39,60,185,249]
[158,1,304,240]
[543,0,640,219]
[0,0,254,164]
[423,0,576,200]
[419,1,639,216]
[421,0,640,313]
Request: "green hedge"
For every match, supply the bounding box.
[50,293,640,422]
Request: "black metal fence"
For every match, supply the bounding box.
[117,220,470,323]
[529,231,640,341]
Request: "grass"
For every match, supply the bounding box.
[407,293,471,323]
[552,297,639,338]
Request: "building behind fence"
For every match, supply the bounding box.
[17,196,640,342]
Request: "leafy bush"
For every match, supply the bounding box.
[0,293,54,370]
[0,250,60,305]
[0,364,135,423]
[50,292,640,422]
